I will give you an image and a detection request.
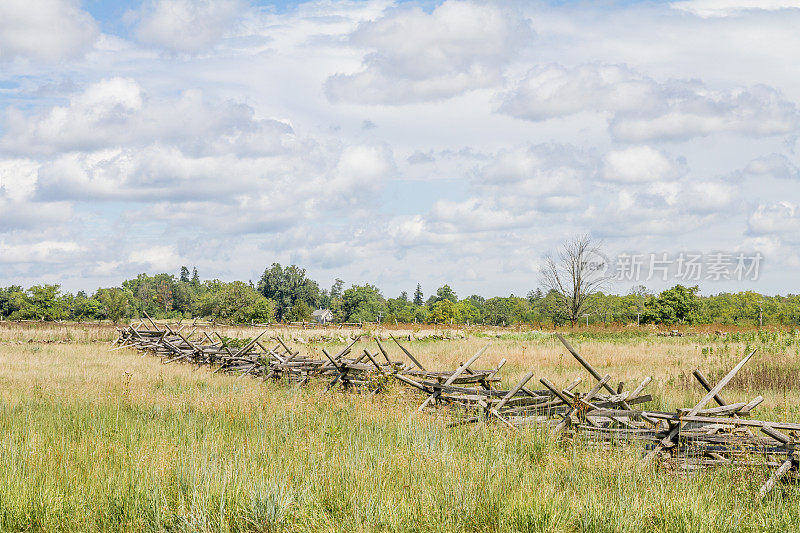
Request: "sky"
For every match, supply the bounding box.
[1,0,800,298]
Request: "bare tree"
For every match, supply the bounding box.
[540,235,609,326]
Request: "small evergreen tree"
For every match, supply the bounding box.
[413,284,424,306]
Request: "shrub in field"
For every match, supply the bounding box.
[643,285,701,325]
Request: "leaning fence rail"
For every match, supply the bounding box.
[113,317,799,499]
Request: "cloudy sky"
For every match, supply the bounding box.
[1,0,800,297]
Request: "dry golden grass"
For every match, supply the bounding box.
[2,324,800,531]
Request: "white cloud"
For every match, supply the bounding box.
[430,198,534,233]
[91,261,123,277]
[132,0,244,53]
[0,158,72,232]
[672,0,800,17]
[740,153,800,180]
[648,181,682,206]
[0,0,98,62]
[0,158,39,200]
[603,146,684,183]
[0,74,396,264]
[500,64,656,121]
[474,144,594,213]
[501,63,800,142]
[0,240,84,264]
[330,145,394,195]
[610,84,800,142]
[1,78,296,158]
[681,181,738,213]
[32,139,392,215]
[37,148,224,202]
[128,245,184,271]
[387,215,459,249]
[2,77,144,156]
[736,236,781,256]
[578,174,741,239]
[0,199,72,232]
[325,0,534,104]
[748,201,800,235]
[384,144,595,248]
[290,241,369,270]
[2,0,800,294]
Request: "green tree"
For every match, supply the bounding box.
[428,299,460,323]
[155,275,175,313]
[527,288,544,304]
[464,295,486,322]
[643,285,701,325]
[122,273,174,318]
[342,284,386,323]
[328,278,345,322]
[286,300,312,322]
[172,282,193,316]
[318,289,331,310]
[331,278,344,299]
[413,284,424,306]
[198,281,275,323]
[434,285,458,303]
[257,263,319,321]
[0,285,25,318]
[96,288,131,324]
[14,285,69,321]
[483,296,531,326]
[72,291,104,320]
[457,300,481,324]
[386,296,417,323]
[249,297,276,323]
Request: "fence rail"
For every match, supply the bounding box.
[113,315,799,499]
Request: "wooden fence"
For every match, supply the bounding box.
[113,316,798,499]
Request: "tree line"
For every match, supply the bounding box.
[1,263,798,326]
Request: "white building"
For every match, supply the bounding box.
[312,308,334,324]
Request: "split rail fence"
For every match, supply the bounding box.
[114,316,799,499]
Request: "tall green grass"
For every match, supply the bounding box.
[2,381,800,532]
[4,330,800,531]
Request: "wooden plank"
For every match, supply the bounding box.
[394,373,432,393]
[555,333,614,394]
[759,457,795,500]
[362,348,387,374]
[375,338,393,364]
[539,377,574,406]
[761,424,791,444]
[693,369,728,407]
[555,374,610,434]
[390,334,426,371]
[555,332,656,427]
[644,349,757,463]
[417,344,489,411]
[488,370,537,429]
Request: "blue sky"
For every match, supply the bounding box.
[1,0,800,298]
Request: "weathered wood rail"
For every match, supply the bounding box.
[113,316,799,498]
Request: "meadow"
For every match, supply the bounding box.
[2,322,800,532]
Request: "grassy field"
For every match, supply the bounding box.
[2,323,800,531]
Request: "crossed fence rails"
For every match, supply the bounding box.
[114,314,799,499]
